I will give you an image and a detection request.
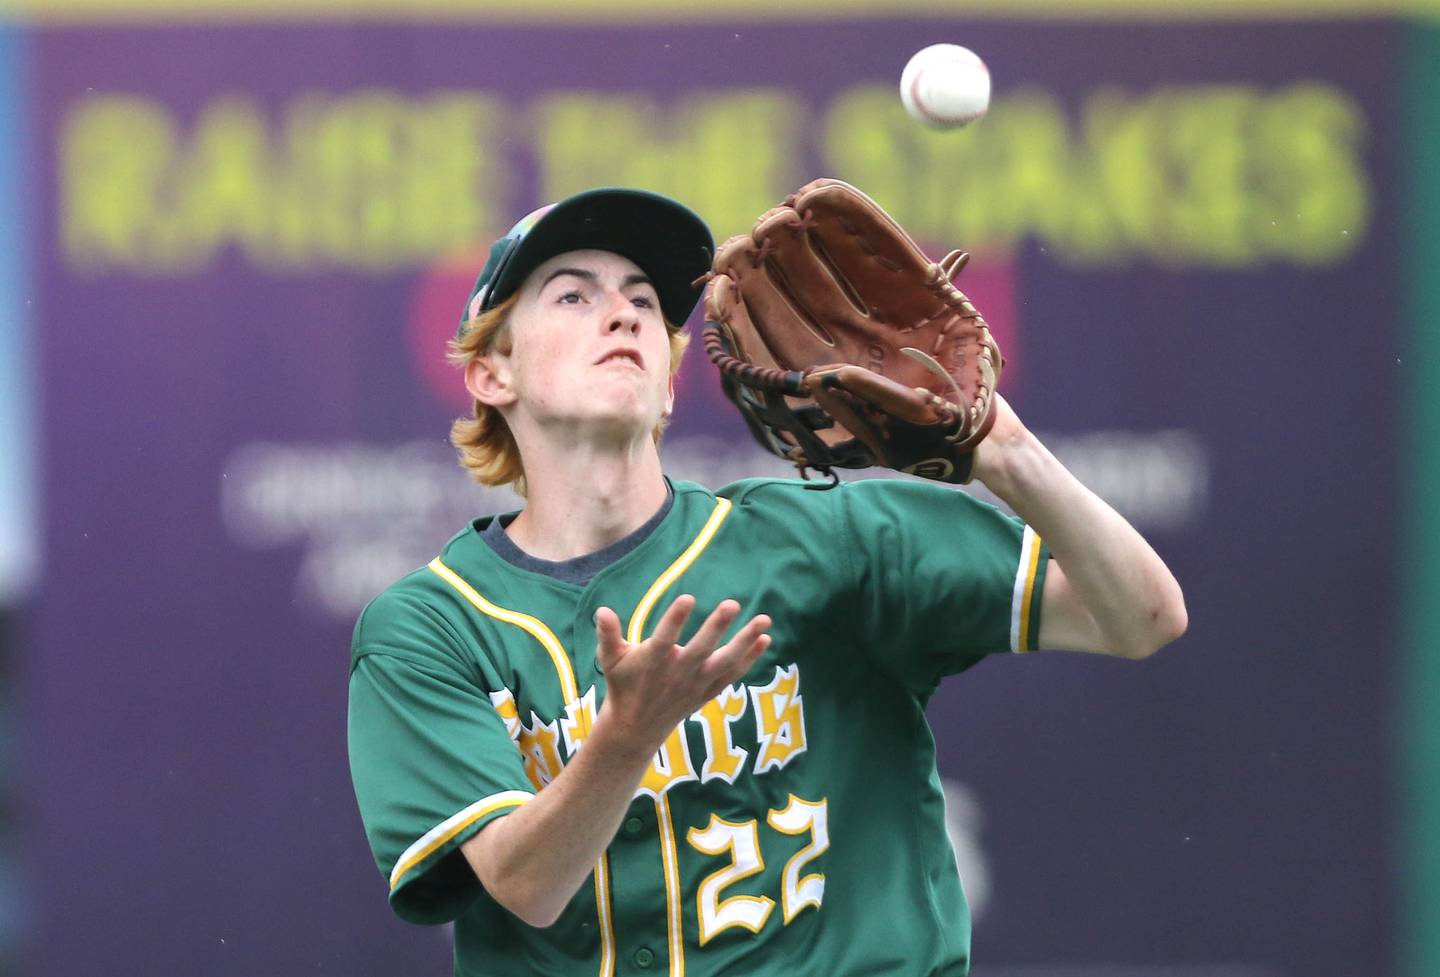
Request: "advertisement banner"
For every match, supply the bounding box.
[29,19,1399,977]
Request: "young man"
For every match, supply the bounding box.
[348,187,1186,977]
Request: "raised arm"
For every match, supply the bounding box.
[971,394,1187,659]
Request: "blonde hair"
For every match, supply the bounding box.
[447,293,690,495]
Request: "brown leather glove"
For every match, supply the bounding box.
[702,178,1002,484]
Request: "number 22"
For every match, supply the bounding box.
[685,794,829,944]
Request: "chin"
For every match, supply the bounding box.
[591,387,664,418]
[572,402,664,439]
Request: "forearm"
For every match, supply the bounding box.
[460,711,661,927]
[975,425,1187,657]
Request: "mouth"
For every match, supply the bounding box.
[596,348,645,370]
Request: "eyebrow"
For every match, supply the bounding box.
[541,267,655,291]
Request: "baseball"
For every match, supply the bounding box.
[900,43,991,129]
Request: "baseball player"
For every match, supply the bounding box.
[347,186,1186,977]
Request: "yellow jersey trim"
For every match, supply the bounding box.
[389,789,531,890]
[420,495,732,975]
[428,556,579,703]
[1011,527,1044,653]
[621,495,733,977]
[626,497,733,644]
[656,794,687,976]
[594,853,616,977]
[427,556,616,969]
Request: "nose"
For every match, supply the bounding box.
[603,291,641,335]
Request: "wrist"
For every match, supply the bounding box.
[970,423,1045,499]
[586,704,668,769]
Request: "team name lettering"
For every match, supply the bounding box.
[489,664,809,797]
[488,689,521,739]
[691,686,749,784]
[637,726,701,799]
[560,688,598,756]
[749,665,807,774]
[517,713,564,790]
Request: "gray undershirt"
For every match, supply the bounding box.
[479,485,675,587]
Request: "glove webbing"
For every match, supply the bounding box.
[703,322,869,486]
[701,323,808,397]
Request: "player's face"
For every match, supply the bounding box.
[494,249,674,441]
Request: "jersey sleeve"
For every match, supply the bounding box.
[348,591,536,925]
[839,478,1049,693]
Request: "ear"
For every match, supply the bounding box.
[465,352,518,408]
[663,373,676,419]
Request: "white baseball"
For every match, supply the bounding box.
[900,43,991,129]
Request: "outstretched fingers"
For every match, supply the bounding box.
[649,593,699,652]
[701,613,772,687]
[680,599,742,661]
[606,596,773,706]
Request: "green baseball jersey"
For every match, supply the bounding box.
[348,476,1048,977]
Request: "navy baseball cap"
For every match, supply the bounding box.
[459,188,715,334]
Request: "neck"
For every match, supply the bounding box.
[504,437,669,562]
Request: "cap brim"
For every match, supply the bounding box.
[485,189,715,327]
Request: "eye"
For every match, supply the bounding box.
[630,294,655,309]
[557,290,583,304]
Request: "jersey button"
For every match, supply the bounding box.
[622,817,645,838]
[633,947,655,968]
